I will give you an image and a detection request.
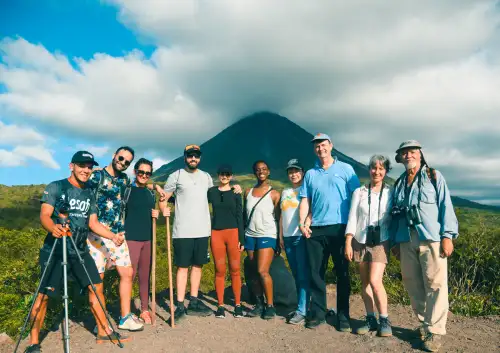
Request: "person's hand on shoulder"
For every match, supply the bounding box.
[232,184,243,194]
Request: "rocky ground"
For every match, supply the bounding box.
[4,285,499,353]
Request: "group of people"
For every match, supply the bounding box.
[24,133,458,353]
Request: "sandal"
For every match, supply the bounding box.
[140,310,152,324]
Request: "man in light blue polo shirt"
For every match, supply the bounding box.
[298,133,360,331]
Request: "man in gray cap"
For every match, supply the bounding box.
[298,133,360,331]
[391,140,458,352]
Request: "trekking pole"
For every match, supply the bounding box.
[166,215,175,328]
[151,216,157,325]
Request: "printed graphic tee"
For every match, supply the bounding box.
[280,187,301,237]
[40,178,98,256]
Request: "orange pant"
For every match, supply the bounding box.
[211,228,242,305]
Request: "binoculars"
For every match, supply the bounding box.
[366,225,382,246]
[391,205,422,227]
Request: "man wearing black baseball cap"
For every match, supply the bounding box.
[160,144,242,322]
[71,151,100,166]
[24,152,131,353]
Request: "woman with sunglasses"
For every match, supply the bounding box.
[244,160,281,320]
[207,164,245,319]
[124,158,169,324]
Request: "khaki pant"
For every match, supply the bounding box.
[400,229,448,335]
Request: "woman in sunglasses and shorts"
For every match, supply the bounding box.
[124,158,169,324]
[207,164,245,319]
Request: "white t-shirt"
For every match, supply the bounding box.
[280,187,301,237]
[345,185,393,244]
[164,169,214,239]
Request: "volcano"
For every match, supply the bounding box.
[153,112,370,181]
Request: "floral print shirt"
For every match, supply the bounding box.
[86,168,130,233]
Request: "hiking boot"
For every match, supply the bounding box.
[25,344,41,353]
[356,315,378,335]
[262,305,276,320]
[234,305,244,318]
[172,305,187,323]
[96,331,132,344]
[305,317,326,329]
[287,312,306,325]
[215,306,226,319]
[413,325,426,340]
[377,317,393,337]
[118,313,144,331]
[246,296,264,318]
[422,333,443,352]
[187,298,213,317]
[337,312,352,333]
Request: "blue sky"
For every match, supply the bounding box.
[1,1,499,204]
[0,0,157,184]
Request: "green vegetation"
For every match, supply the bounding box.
[0,181,499,339]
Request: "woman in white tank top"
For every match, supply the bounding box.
[243,160,281,320]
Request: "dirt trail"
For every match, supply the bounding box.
[5,285,499,353]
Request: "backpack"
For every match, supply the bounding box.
[121,184,156,219]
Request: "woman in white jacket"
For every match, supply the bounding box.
[345,155,393,337]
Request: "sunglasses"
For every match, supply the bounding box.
[218,172,232,177]
[136,170,152,177]
[116,155,132,166]
[186,154,200,159]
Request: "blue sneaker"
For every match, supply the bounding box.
[357,315,378,335]
[378,317,392,337]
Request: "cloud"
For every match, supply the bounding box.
[0,145,59,169]
[75,144,110,157]
[0,120,59,169]
[1,1,500,203]
[0,120,46,146]
[151,157,169,171]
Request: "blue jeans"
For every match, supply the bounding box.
[284,236,310,316]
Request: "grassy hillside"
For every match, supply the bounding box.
[0,183,499,339]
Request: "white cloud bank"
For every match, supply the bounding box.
[0,121,59,169]
[1,1,500,202]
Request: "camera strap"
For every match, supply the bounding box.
[368,183,384,228]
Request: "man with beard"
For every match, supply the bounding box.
[160,144,241,322]
[24,151,131,353]
[391,140,458,352]
[298,133,360,331]
[86,146,165,332]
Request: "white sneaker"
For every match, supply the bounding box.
[118,313,144,331]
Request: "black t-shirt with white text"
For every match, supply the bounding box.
[40,179,97,256]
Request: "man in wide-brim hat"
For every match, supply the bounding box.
[391,140,458,352]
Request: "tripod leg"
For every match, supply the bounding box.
[62,236,70,353]
[67,236,124,348]
[14,239,59,353]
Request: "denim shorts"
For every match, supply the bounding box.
[244,236,277,251]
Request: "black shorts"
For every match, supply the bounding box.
[173,237,210,268]
[39,249,102,298]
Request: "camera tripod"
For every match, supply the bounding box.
[14,214,124,353]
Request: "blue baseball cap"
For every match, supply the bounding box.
[311,133,332,143]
